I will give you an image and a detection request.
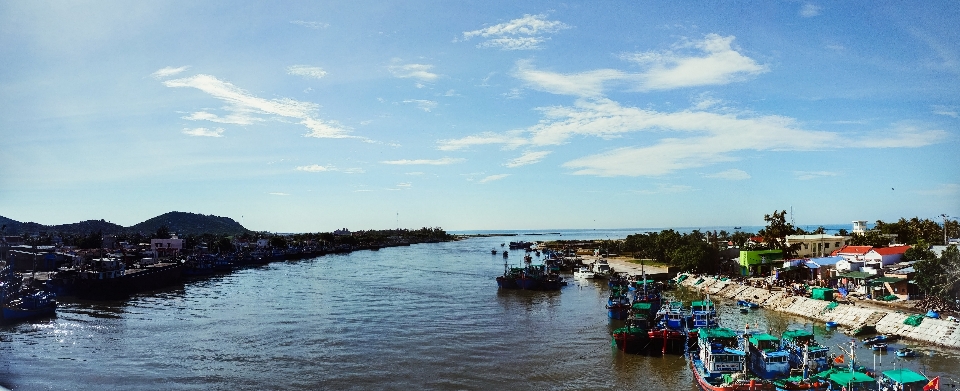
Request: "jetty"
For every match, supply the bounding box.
[677,274,960,349]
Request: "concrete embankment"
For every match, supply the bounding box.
[677,275,960,350]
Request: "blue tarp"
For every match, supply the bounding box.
[837,287,848,297]
[808,255,843,266]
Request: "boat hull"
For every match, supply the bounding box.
[688,355,775,391]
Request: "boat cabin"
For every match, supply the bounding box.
[698,328,746,374]
[878,369,928,391]
[780,329,830,371]
[746,333,790,379]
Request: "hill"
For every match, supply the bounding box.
[0,212,249,236]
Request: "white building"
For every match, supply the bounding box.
[150,235,184,257]
[786,234,847,258]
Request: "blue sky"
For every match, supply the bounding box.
[1,1,958,232]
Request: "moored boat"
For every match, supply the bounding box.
[573,266,596,279]
[2,290,56,321]
[780,330,830,373]
[895,347,918,358]
[688,327,774,391]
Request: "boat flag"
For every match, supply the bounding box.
[833,354,844,364]
[923,376,940,391]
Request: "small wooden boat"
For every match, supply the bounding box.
[895,348,918,358]
[825,321,838,328]
[737,299,760,309]
[871,342,888,351]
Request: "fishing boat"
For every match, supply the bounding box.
[491,249,497,255]
[591,259,611,278]
[877,368,930,391]
[861,334,896,345]
[869,342,887,351]
[824,321,838,329]
[894,347,918,358]
[2,290,57,321]
[688,327,774,390]
[613,302,656,354]
[811,341,876,391]
[737,299,760,309]
[573,266,596,279]
[606,287,632,320]
[779,330,830,373]
[496,261,564,291]
[647,302,694,355]
[690,298,720,329]
[743,332,829,390]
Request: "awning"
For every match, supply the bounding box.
[837,271,874,279]
[872,277,906,284]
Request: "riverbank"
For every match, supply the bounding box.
[677,274,960,349]
[581,255,671,279]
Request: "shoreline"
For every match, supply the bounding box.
[676,274,960,350]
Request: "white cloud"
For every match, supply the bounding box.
[437,131,528,151]
[479,174,510,183]
[513,35,765,97]
[182,110,259,125]
[916,183,960,196]
[503,88,523,99]
[290,20,328,29]
[621,34,768,91]
[343,168,365,174]
[163,74,354,139]
[933,105,959,118]
[514,61,626,97]
[269,192,291,196]
[800,3,822,17]
[182,127,224,137]
[396,182,412,188]
[854,123,949,148]
[793,171,838,181]
[406,172,424,176]
[287,65,327,79]
[443,97,946,177]
[704,169,750,180]
[462,14,570,50]
[388,61,439,82]
[505,151,551,167]
[152,66,189,79]
[380,157,465,165]
[296,164,335,172]
[403,99,438,112]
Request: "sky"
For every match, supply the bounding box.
[1,1,958,233]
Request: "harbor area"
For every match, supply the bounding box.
[676,274,960,350]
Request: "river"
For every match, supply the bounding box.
[1,230,957,390]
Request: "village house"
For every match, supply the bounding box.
[786,234,847,258]
[832,245,873,272]
[150,235,184,257]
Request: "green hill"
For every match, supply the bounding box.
[0,212,249,236]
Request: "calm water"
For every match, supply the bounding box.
[1,231,956,390]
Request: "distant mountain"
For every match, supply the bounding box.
[129,211,248,236]
[0,212,249,236]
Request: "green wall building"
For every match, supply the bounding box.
[738,249,783,276]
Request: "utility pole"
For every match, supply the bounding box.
[942,214,950,245]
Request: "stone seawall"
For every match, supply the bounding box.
[679,275,960,350]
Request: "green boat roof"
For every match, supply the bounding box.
[781,329,814,340]
[691,300,714,307]
[699,327,738,339]
[748,333,780,345]
[818,368,875,385]
[881,369,927,384]
[631,302,652,310]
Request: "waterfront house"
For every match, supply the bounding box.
[738,249,783,276]
[151,235,184,257]
[804,255,843,280]
[786,234,848,258]
[863,245,910,268]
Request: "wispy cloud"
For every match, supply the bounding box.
[514,35,765,97]
[505,151,551,167]
[161,73,354,139]
[794,171,838,181]
[181,127,224,137]
[933,105,959,118]
[380,157,465,165]
[290,20,328,29]
[388,61,439,82]
[915,183,960,196]
[442,97,947,177]
[152,66,189,79]
[479,174,510,183]
[704,169,750,180]
[396,182,412,188]
[620,34,768,91]
[403,99,438,112]
[461,14,570,50]
[296,164,335,172]
[287,65,327,79]
[269,192,291,196]
[799,3,822,17]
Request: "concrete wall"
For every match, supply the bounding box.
[678,274,960,350]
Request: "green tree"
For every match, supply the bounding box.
[915,245,960,299]
[848,230,890,247]
[902,239,935,262]
[757,210,802,258]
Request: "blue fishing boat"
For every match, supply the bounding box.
[737,299,760,309]
[895,347,918,358]
[744,332,829,390]
[2,290,57,321]
[877,368,929,391]
[690,298,720,329]
[688,327,774,390]
[780,330,830,373]
[606,287,631,320]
